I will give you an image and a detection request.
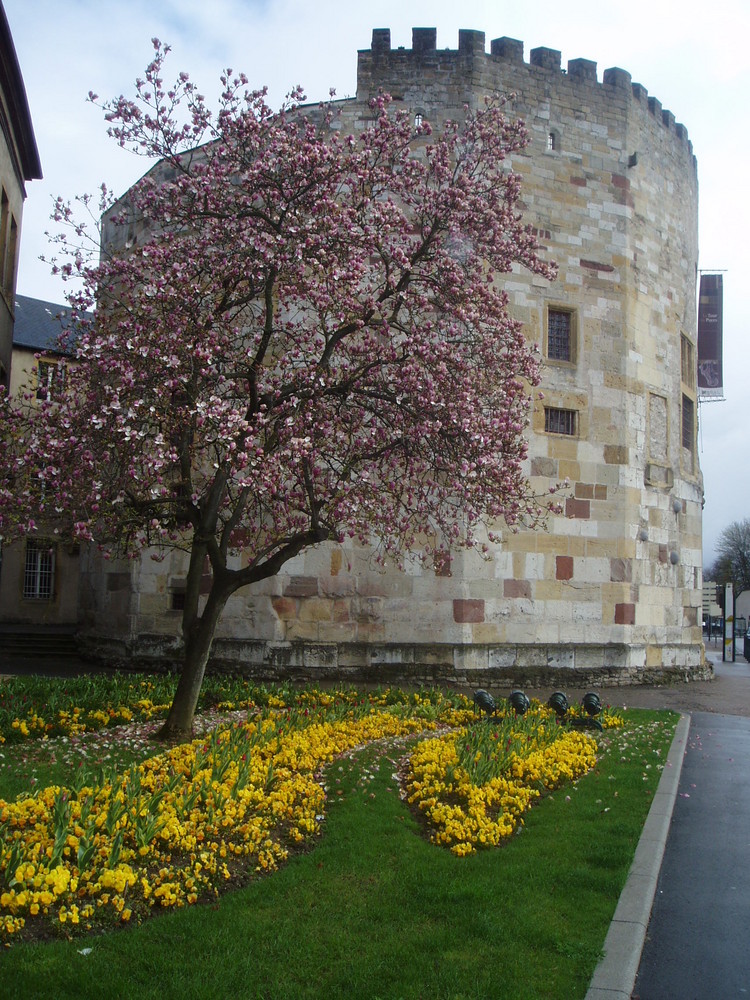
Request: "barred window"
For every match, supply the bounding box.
[545,407,577,436]
[547,309,573,362]
[681,394,694,452]
[23,539,55,600]
[170,590,186,611]
[37,360,65,400]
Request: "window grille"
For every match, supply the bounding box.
[547,309,572,362]
[547,132,556,151]
[23,539,55,600]
[544,407,577,436]
[171,590,186,611]
[37,361,65,400]
[414,113,423,129]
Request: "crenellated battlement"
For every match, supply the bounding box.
[360,28,694,163]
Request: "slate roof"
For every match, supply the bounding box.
[13,294,82,354]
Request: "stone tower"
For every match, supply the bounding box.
[85,28,705,687]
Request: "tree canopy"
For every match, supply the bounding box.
[707,520,750,595]
[0,42,558,735]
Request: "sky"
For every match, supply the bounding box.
[4,0,749,567]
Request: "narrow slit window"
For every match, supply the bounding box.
[681,394,694,452]
[547,309,573,362]
[681,335,695,388]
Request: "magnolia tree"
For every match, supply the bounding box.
[0,43,557,737]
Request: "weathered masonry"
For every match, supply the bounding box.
[82,28,706,687]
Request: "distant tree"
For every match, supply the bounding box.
[711,520,750,595]
[0,43,557,737]
[704,553,733,588]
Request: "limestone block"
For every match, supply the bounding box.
[544,647,575,669]
[454,645,491,672]
[285,622,321,642]
[319,623,360,643]
[569,601,601,623]
[298,598,334,623]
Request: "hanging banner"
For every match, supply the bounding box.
[698,274,723,399]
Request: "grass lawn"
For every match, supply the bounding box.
[0,676,677,1000]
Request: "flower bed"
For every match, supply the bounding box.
[0,688,620,943]
[404,710,602,856]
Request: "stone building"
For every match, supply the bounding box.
[0,5,42,390]
[0,296,81,637]
[81,28,705,687]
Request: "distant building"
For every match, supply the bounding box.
[9,294,77,397]
[0,3,42,388]
[0,296,81,629]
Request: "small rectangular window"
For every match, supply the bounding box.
[545,407,577,436]
[681,394,694,451]
[547,309,573,362]
[170,590,186,611]
[23,539,55,600]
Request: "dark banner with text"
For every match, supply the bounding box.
[698,274,723,398]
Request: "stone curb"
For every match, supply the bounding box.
[585,711,690,1000]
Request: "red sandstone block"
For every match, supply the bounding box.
[610,558,632,583]
[566,497,590,519]
[504,579,531,600]
[556,556,574,580]
[272,597,297,619]
[615,603,635,625]
[453,599,485,623]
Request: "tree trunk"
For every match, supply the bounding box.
[157,589,229,740]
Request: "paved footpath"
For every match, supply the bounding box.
[633,710,750,999]
[585,647,750,1000]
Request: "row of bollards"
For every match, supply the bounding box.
[473,688,603,731]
